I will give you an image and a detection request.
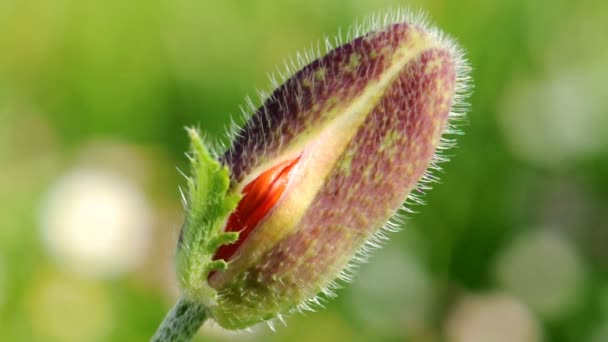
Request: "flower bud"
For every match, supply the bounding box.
[177,10,470,330]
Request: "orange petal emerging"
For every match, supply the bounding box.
[212,156,302,263]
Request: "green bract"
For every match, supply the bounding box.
[175,128,241,306]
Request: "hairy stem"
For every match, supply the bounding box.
[151,297,209,342]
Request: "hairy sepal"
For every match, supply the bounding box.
[176,128,242,305]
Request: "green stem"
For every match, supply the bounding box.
[151,297,209,342]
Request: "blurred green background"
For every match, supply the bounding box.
[1,0,607,341]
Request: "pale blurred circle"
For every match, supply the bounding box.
[351,243,433,335]
[40,168,152,278]
[444,293,541,342]
[495,229,585,320]
[25,271,113,341]
[499,68,607,167]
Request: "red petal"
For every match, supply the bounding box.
[212,155,301,263]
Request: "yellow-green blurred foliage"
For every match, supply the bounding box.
[1,1,608,341]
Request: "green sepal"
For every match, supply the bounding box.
[176,128,242,305]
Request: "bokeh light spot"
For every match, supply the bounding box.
[40,168,152,278]
[445,293,542,342]
[350,244,433,337]
[495,229,586,320]
[499,68,607,167]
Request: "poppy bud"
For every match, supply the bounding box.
[165,9,470,337]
